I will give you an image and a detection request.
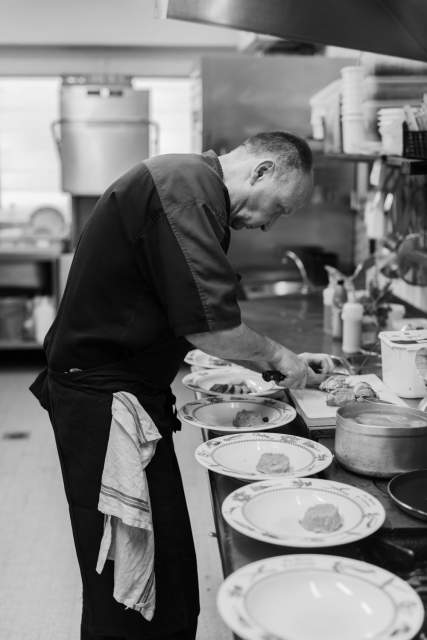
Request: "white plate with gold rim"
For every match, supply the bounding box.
[178,397,295,433]
[182,366,282,398]
[195,433,333,481]
[221,478,385,548]
[217,554,424,640]
[184,349,233,369]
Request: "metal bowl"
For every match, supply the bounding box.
[335,401,427,478]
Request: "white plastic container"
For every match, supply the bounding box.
[379,330,427,398]
[342,115,365,153]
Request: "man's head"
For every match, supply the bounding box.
[219,131,313,231]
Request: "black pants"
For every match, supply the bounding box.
[81,618,198,640]
[38,374,200,639]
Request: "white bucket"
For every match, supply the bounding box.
[379,330,427,397]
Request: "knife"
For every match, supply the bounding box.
[262,370,286,384]
[262,363,348,384]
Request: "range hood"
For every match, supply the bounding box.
[167,0,427,62]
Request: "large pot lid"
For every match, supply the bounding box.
[167,0,427,62]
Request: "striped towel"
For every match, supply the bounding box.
[96,391,162,620]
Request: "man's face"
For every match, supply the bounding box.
[229,161,313,232]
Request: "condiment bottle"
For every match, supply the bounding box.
[342,292,363,353]
[331,279,347,341]
[33,296,55,344]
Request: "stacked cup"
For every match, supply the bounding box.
[377,107,405,155]
[341,66,365,153]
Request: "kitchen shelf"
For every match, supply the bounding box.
[385,155,427,175]
[0,250,61,350]
[0,250,61,262]
[0,339,42,350]
[316,151,427,174]
[315,151,378,164]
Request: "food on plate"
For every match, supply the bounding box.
[326,387,356,406]
[319,375,349,393]
[209,381,252,394]
[299,503,343,533]
[232,409,269,428]
[255,452,290,474]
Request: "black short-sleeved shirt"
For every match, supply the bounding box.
[45,151,241,374]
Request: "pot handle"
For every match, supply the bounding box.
[49,118,160,157]
[367,536,416,573]
[50,119,62,154]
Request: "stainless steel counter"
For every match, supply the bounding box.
[177,293,427,639]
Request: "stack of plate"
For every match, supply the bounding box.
[184,348,233,370]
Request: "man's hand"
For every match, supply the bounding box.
[299,352,335,387]
[271,350,309,389]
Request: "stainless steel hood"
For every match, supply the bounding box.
[167,0,427,61]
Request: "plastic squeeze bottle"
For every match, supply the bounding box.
[331,279,347,341]
[322,276,335,335]
[342,291,363,353]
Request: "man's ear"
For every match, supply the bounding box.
[250,160,275,185]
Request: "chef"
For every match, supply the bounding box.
[30,131,333,640]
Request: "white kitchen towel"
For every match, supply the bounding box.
[96,390,162,620]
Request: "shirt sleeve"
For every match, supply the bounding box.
[142,201,241,337]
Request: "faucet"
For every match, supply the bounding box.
[281,250,312,294]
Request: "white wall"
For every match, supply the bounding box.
[0,0,239,47]
[133,78,192,155]
[0,78,61,192]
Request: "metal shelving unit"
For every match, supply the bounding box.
[0,249,61,350]
[315,151,427,175]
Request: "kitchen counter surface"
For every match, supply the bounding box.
[182,293,427,639]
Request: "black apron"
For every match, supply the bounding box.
[30,354,200,640]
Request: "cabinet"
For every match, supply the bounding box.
[0,250,60,349]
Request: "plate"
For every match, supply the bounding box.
[182,366,282,398]
[388,470,427,521]
[221,478,385,547]
[195,433,333,481]
[29,206,67,237]
[217,554,424,640]
[184,349,233,369]
[178,397,296,433]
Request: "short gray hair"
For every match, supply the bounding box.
[243,131,313,177]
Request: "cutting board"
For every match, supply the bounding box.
[289,374,408,427]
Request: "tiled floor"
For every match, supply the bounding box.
[0,360,231,640]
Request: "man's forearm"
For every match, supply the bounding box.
[186,323,293,369]
[186,324,334,388]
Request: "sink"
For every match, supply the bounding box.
[242,280,307,299]
[239,264,315,300]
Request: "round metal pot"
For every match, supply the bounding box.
[335,401,427,478]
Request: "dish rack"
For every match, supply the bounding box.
[403,122,427,159]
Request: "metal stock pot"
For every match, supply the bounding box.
[335,401,427,478]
